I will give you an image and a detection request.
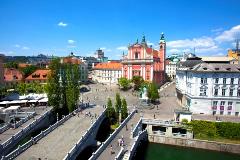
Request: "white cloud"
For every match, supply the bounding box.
[68,40,75,44]
[168,49,180,54]
[116,46,128,51]
[58,22,68,27]
[15,44,20,48]
[215,25,240,42]
[168,36,216,49]
[67,45,76,48]
[195,45,220,53]
[22,46,30,50]
[211,28,223,33]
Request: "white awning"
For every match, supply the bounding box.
[28,99,39,103]
[38,98,48,103]
[0,101,10,105]
[3,105,20,112]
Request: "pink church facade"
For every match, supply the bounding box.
[121,34,166,86]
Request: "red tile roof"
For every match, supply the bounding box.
[146,47,159,58]
[4,68,23,82]
[94,62,122,70]
[25,69,50,80]
[18,63,32,68]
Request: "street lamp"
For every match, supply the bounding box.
[119,109,122,124]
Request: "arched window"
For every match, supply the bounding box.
[135,52,139,59]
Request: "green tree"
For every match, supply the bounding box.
[21,65,38,78]
[132,76,144,90]
[147,83,159,103]
[121,98,128,120]
[107,98,116,124]
[65,64,80,112]
[17,83,27,95]
[45,58,62,112]
[115,93,122,118]
[118,77,130,90]
[4,61,18,69]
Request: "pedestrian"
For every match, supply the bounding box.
[126,124,128,131]
[77,112,79,117]
[157,105,159,110]
[154,114,156,119]
[110,145,113,154]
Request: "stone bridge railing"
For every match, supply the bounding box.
[0,109,52,157]
[63,109,107,160]
[127,130,148,160]
[131,118,142,138]
[0,106,88,160]
[89,109,137,160]
[114,147,124,160]
[0,112,36,134]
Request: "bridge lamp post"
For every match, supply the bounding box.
[119,109,122,124]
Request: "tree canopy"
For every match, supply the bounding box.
[118,77,130,90]
[147,82,159,102]
[132,76,144,90]
[45,58,81,114]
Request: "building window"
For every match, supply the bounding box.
[228,112,231,115]
[212,101,217,110]
[135,52,139,59]
[223,78,226,84]
[238,78,240,85]
[214,89,218,96]
[220,111,224,115]
[229,89,233,96]
[200,89,207,96]
[220,101,225,106]
[215,78,219,84]
[200,78,207,84]
[235,112,239,116]
[222,89,226,96]
[228,102,233,111]
[230,78,234,85]
[238,89,240,97]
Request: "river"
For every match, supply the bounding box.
[134,142,240,160]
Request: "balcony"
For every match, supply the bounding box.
[121,58,154,64]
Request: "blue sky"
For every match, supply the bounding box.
[0,0,240,59]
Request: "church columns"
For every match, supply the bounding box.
[150,65,153,81]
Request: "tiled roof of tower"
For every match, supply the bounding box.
[94,62,122,70]
[4,68,23,82]
[25,69,50,80]
[146,47,159,57]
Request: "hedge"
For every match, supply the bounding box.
[189,120,240,140]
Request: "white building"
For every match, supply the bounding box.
[92,62,122,84]
[166,59,179,79]
[176,60,240,116]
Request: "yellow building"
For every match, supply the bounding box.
[228,40,240,62]
[228,49,240,60]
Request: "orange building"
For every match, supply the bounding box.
[4,68,23,86]
[25,69,50,84]
[122,34,166,85]
[92,62,122,84]
[0,54,4,86]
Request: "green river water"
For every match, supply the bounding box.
[134,142,240,160]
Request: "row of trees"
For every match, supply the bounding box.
[118,76,159,102]
[106,93,128,125]
[45,58,81,114]
[188,120,240,140]
[17,82,45,95]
